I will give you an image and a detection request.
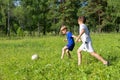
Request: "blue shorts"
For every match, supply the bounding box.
[67,44,75,51]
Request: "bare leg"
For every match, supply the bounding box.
[77,49,82,65]
[66,49,71,58]
[90,52,107,64]
[61,46,68,59]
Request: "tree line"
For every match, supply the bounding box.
[0,0,120,37]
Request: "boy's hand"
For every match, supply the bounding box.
[75,39,78,42]
[78,39,81,42]
[72,35,77,39]
[75,37,78,42]
[76,37,81,42]
[63,39,67,42]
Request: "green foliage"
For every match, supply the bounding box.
[47,0,79,33]
[17,27,24,37]
[0,0,120,36]
[0,33,120,79]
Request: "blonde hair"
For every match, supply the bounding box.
[60,25,67,31]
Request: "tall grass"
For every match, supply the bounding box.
[0,33,120,80]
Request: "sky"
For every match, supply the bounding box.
[14,0,21,6]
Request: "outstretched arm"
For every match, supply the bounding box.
[72,35,77,39]
[72,35,81,42]
[75,29,85,42]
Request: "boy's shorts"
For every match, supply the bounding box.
[67,44,75,51]
[79,41,94,53]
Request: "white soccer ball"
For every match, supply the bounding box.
[31,54,39,60]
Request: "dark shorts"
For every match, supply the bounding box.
[67,44,75,51]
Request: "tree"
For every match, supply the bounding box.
[0,0,9,36]
[20,0,49,35]
[106,0,120,32]
[47,0,80,34]
[0,0,120,37]
[12,0,25,35]
[77,0,108,32]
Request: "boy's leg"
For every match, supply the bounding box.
[90,52,107,64]
[77,48,82,65]
[66,50,71,58]
[61,46,68,59]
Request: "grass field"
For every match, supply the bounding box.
[0,33,120,80]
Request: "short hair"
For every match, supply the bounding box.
[78,16,86,23]
[60,25,67,31]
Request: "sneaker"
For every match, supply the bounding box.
[104,61,110,66]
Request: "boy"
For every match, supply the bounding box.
[60,25,76,59]
[76,16,109,66]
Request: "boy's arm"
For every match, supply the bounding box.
[72,35,81,42]
[75,29,85,42]
[72,35,77,39]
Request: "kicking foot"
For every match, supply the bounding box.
[104,61,110,66]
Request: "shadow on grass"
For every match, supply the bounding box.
[107,55,119,65]
[116,46,120,49]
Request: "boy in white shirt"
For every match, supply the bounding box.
[76,16,109,66]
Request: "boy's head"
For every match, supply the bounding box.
[60,25,67,34]
[78,16,86,24]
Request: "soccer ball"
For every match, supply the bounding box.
[31,54,39,60]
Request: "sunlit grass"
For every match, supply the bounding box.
[0,33,120,80]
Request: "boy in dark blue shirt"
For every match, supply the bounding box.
[60,25,76,59]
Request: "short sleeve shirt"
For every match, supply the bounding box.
[79,24,91,43]
[66,31,75,46]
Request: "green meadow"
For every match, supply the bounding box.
[0,33,120,80]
